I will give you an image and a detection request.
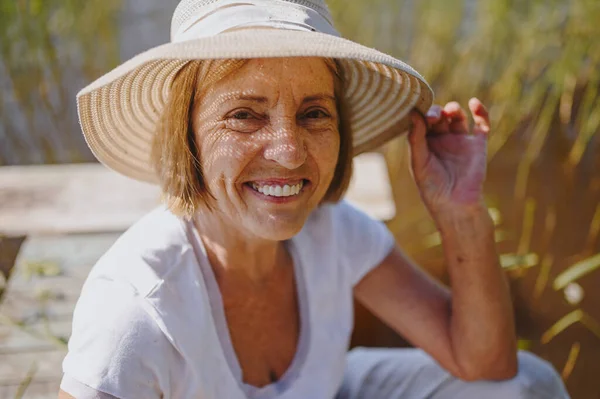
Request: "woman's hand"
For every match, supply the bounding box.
[408,98,490,217]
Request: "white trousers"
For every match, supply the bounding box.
[337,348,570,399]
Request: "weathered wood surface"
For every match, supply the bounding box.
[0,164,161,235]
[0,233,121,398]
[0,153,395,236]
[0,237,25,282]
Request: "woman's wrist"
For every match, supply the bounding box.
[431,200,495,240]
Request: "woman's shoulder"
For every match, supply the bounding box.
[300,200,395,284]
[295,200,388,256]
[70,275,161,343]
[119,204,189,250]
[63,207,200,397]
[305,200,380,233]
[64,274,176,398]
[88,205,194,297]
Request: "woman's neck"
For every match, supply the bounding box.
[192,211,288,284]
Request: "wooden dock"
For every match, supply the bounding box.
[0,154,394,398]
[0,233,121,398]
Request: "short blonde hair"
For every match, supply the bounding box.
[151,58,353,219]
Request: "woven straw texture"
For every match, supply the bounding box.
[76,0,433,183]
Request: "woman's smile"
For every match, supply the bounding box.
[245,179,310,203]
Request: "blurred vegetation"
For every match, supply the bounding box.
[1,0,599,397]
[328,0,600,171]
[0,0,122,164]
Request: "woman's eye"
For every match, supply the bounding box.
[304,109,329,119]
[224,109,264,133]
[232,111,254,120]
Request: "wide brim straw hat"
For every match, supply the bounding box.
[77,0,434,183]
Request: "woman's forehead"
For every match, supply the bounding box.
[205,57,335,101]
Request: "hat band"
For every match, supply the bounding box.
[172,0,340,42]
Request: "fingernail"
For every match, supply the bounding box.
[427,109,440,118]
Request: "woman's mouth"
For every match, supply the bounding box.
[250,180,305,197]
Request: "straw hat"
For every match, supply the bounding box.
[77,0,434,183]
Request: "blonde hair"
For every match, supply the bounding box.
[151,58,353,219]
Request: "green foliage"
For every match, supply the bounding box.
[0,0,123,164]
[329,0,600,164]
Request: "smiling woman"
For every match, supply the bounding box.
[189,58,345,275]
[58,0,570,398]
[152,57,353,233]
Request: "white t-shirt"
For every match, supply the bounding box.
[61,201,395,399]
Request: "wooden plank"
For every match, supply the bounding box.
[6,233,120,290]
[0,233,120,388]
[0,236,26,281]
[0,163,162,235]
[0,319,72,354]
[0,378,62,399]
[0,153,394,235]
[1,234,120,325]
[0,350,66,384]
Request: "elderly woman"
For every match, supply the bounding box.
[59,0,570,398]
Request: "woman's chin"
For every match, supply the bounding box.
[247,215,308,241]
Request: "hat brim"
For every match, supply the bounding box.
[77,29,433,183]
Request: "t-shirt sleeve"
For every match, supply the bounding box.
[334,200,396,286]
[61,277,169,399]
[60,376,119,398]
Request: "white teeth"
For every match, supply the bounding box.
[251,181,304,197]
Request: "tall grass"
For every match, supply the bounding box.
[0,0,122,164]
[327,0,600,267]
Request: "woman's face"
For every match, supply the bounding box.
[193,57,340,241]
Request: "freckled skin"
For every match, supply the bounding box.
[408,100,490,215]
[193,57,340,242]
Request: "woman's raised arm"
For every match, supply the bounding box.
[354,100,517,381]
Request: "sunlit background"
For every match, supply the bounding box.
[1,0,599,397]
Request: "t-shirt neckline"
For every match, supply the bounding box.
[185,219,311,399]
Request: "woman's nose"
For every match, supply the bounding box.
[263,119,307,169]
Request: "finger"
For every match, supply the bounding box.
[407,111,429,171]
[428,104,449,134]
[426,105,443,127]
[430,115,449,135]
[443,101,469,133]
[468,97,490,135]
